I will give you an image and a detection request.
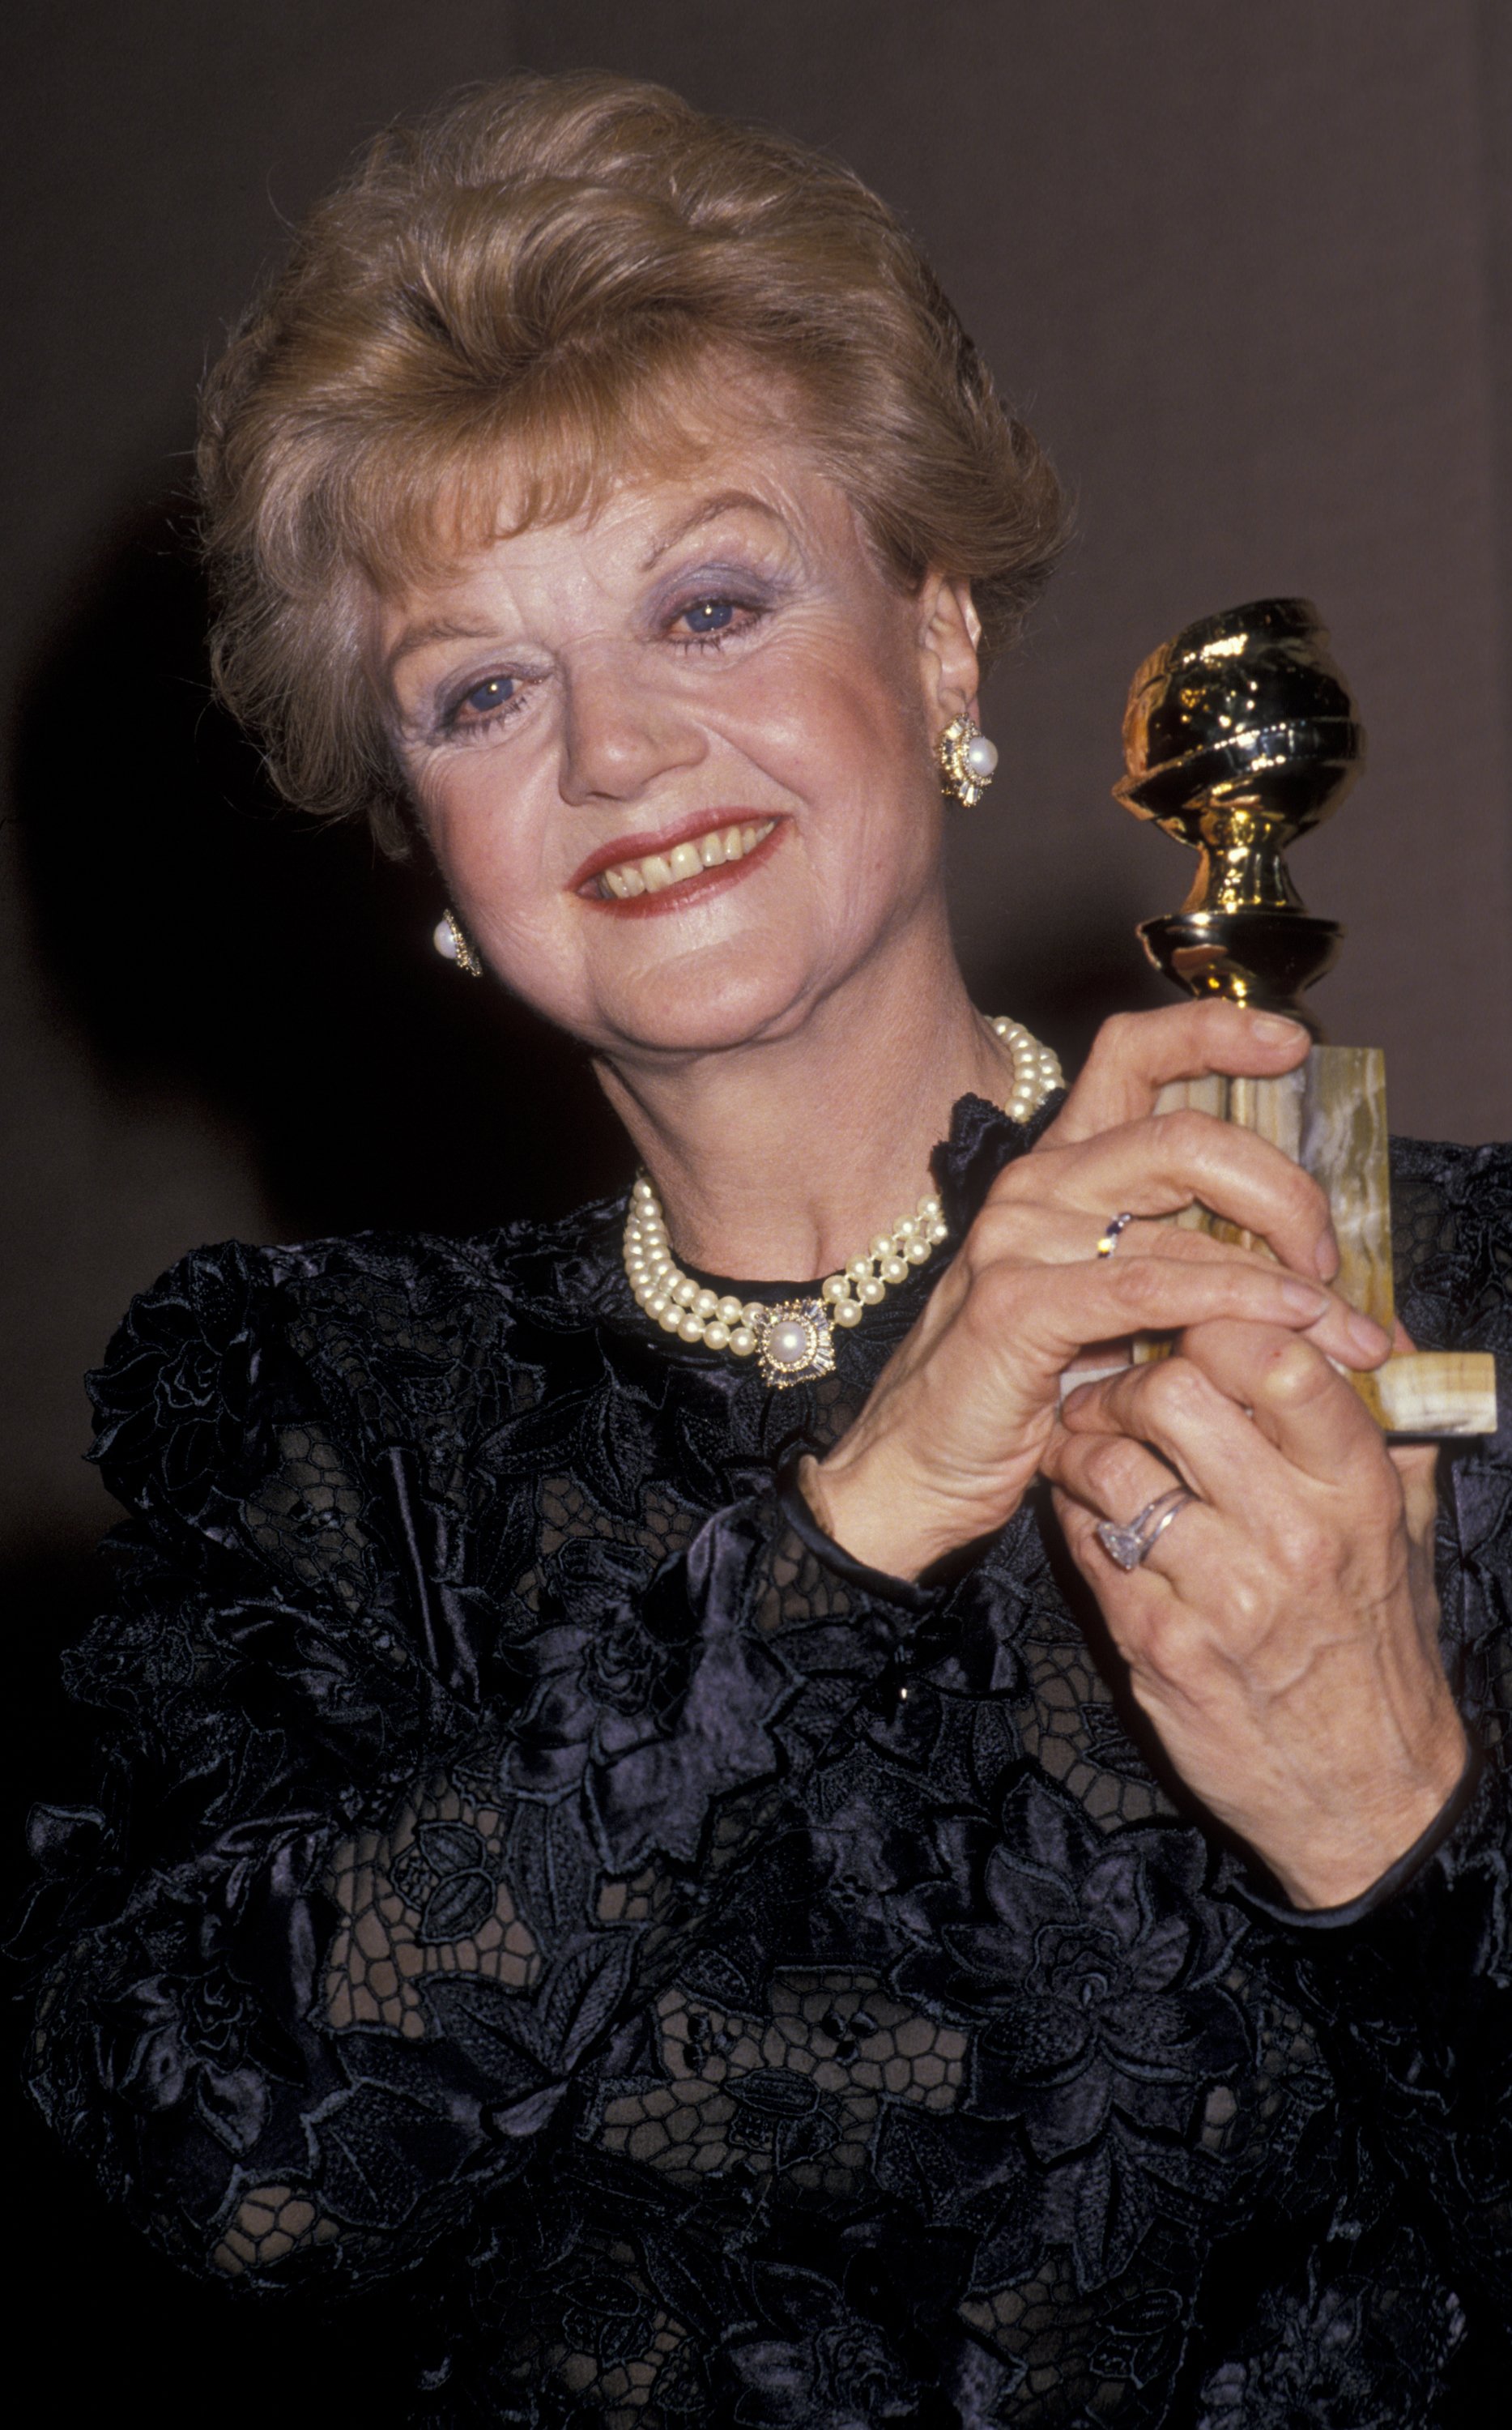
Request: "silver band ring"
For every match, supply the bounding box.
[1096,1211,1136,1259]
[1095,1486,1197,1572]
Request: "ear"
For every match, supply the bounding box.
[917,572,983,730]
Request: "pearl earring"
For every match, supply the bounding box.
[432,910,483,976]
[938,714,999,808]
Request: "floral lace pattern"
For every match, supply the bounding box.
[597,1972,966,2193]
[325,1771,543,2038]
[19,1106,1512,2424]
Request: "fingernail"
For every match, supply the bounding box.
[1314,1232,1340,1280]
[1347,1310,1391,1360]
[1280,1278,1329,1316]
[1060,1381,1094,1415]
[1252,1013,1308,1045]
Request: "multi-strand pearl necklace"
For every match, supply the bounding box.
[622,1017,1063,1389]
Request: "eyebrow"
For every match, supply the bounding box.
[639,490,788,569]
[384,616,498,682]
[383,492,790,680]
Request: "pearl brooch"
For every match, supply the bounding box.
[620,1017,1063,1388]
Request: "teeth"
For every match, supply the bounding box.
[597,818,776,898]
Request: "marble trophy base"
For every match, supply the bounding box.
[1139,1047,1497,1437]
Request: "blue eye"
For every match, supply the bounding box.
[461,674,515,715]
[680,599,736,636]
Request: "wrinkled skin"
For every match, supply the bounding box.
[816,1003,1464,1908]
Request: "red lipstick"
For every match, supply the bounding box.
[569,811,786,917]
[567,810,778,892]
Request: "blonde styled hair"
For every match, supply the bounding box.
[199,70,1068,852]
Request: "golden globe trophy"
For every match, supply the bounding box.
[1116,597,1495,1436]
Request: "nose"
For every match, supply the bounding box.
[556,645,707,806]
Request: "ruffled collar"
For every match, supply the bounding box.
[931,1086,1066,1241]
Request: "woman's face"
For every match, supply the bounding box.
[377,407,979,1063]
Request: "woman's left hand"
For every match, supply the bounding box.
[1043,1317,1467,1908]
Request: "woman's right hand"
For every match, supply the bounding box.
[807,1003,1391,1581]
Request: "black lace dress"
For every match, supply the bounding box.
[19,1099,1512,2426]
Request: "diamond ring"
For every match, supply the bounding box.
[1094,1486,1197,1572]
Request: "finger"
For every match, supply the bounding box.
[1380,1315,1442,1531]
[1024,1215,1365,1349]
[1149,1238,1386,1371]
[1043,1426,1219,1583]
[1391,1436,1441,1550]
[1042,1420,1182,1517]
[973,1203,1379,1375]
[1058,1345,1304,1516]
[1176,1317,1394,1489]
[981,1204,1301,1275]
[977,1244,1337,1374]
[1032,1219,1383,1371]
[1046,1004,1311,1144]
[1048,1476,1203,1614]
[1004,1107,1340,1284]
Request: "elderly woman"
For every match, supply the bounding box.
[23,70,1511,2428]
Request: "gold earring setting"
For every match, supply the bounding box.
[939,714,999,808]
[433,910,483,976]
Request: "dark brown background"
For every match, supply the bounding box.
[5,2,1511,2412]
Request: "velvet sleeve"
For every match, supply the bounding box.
[19,1239,935,2291]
